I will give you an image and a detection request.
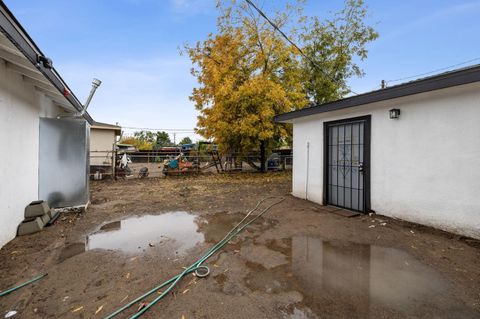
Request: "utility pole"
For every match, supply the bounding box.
[173,132,176,146]
[381,80,386,89]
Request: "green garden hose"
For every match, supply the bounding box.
[0,274,47,297]
[104,196,285,319]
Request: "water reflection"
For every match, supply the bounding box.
[61,211,273,261]
[290,236,477,318]
[86,212,204,255]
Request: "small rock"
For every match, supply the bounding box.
[368,225,375,228]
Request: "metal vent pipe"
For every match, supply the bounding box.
[80,78,102,115]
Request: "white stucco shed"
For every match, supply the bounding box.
[276,65,480,239]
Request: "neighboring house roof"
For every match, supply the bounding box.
[116,144,137,152]
[275,64,480,123]
[0,2,94,124]
[91,121,122,136]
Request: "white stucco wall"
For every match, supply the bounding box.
[0,60,63,247]
[90,128,116,166]
[291,82,480,239]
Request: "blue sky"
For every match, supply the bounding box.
[5,0,480,141]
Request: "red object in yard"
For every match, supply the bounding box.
[179,161,193,170]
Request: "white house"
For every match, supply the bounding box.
[90,121,121,166]
[0,3,92,247]
[276,65,480,239]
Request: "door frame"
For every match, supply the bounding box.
[322,115,371,212]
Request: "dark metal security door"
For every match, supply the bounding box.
[324,116,370,212]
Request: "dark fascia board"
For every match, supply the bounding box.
[275,64,480,123]
[0,3,93,124]
[92,121,122,135]
[92,121,121,129]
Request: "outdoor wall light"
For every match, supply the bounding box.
[389,108,401,119]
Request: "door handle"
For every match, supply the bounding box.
[359,162,364,173]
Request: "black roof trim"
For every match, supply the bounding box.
[275,64,480,122]
[92,121,121,129]
[0,2,93,124]
[92,121,122,135]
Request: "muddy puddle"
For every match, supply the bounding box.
[245,236,479,318]
[86,212,204,254]
[196,212,277,243]
[60,211,276,261]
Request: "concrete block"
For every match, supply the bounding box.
[25,201,50,219]
[47,209,56,219]
[40,213,51,225]
[17,217,44,236]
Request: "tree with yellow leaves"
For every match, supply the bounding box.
[186,1,307,171]
[185,0,377,171]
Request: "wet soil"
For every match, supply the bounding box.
[0,172,479,318]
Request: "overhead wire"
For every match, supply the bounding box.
[243,0,359,96]
[122,126,195,132]
[245,1,480,96]
[385,57,480,85]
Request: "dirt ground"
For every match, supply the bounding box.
[1,172,479,319]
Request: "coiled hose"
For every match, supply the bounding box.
[104,196,285,319]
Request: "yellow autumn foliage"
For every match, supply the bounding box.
[185,2,308,155]
[120,137,153,151]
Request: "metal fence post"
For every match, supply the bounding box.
[112,144,116,180]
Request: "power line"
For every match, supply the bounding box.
[244,0,359,96]
[122,126,195,132]
[386,57,480,84]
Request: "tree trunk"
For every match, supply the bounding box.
[260,140,266,173]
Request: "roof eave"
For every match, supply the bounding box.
[91,126,122,136]
[275,64,480,123]
[0,3,93,125]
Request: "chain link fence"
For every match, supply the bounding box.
[89,148,292,180]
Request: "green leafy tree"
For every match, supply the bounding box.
[185,0,377,170]
[179,137,193,145]
[154,131,172,148]
[126,130,174,149]
[301,0,378,104]
[133,131,156,144]
[185,0,307,171]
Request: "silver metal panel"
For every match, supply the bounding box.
[39,118,89,208]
